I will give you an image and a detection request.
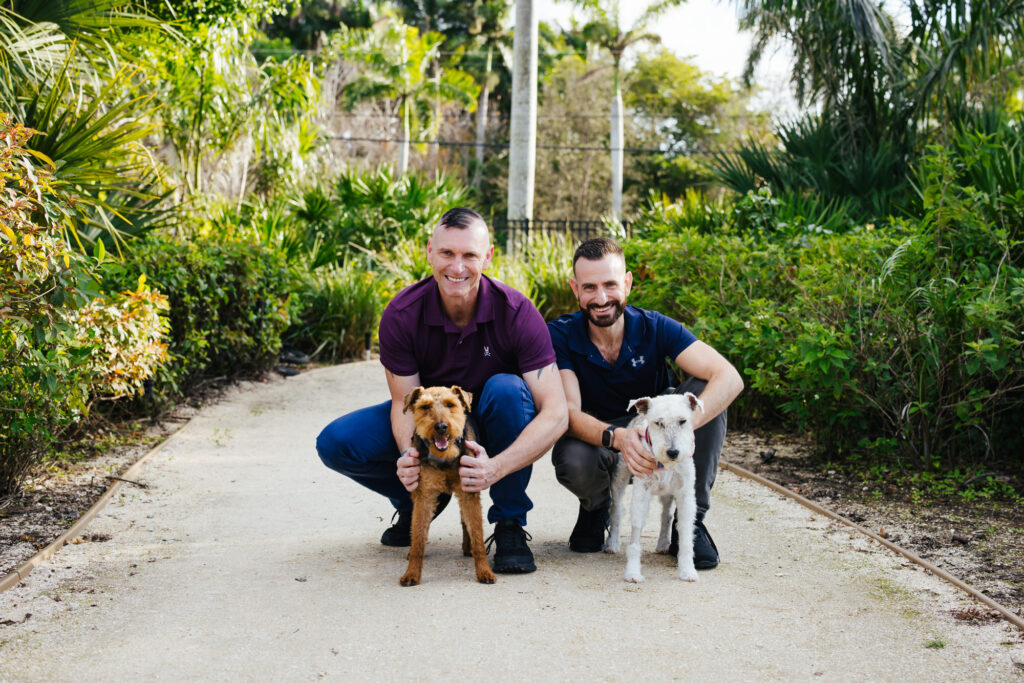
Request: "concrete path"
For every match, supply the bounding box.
[1,361,1021,681]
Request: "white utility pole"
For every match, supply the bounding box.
[507,0,538,247]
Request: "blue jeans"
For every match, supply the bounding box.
[316,373,537,525]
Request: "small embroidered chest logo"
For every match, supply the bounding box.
[483,346,492,357]
[630,355,646,368]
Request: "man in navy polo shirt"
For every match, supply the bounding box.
[316,207,567,574]
[548,237,743,567]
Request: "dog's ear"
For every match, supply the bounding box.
[451,385,473,413]
[402,387,423,414]
[628,397,651,415]
[684,392,705,414]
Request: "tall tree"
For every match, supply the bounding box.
[566,0,680,220]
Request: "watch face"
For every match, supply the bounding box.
[603,428,613,448]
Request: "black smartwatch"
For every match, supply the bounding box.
[601,425,616,449]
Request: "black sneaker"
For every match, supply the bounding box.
[486,520,536,573]
[380,493,452,547]
[568,501,609,553]
[666,512,719,569]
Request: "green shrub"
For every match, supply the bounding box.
[101,233,291,396]
[628,169,1023,470]
[284,264,383,362]
[1,117,91,493]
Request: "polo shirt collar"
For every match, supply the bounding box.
[422,274,496,334]
[568,305,643,368]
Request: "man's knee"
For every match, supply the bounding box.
[552,437,608,493]
[478,373,531,410]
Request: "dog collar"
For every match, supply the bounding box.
[643,426,665,470]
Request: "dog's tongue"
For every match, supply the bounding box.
[434,436,450,451]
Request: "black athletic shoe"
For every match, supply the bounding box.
[380,493,452,547]
[486,520,536,573]
[667,512,720,569]
[568,501,610,553]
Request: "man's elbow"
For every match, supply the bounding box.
[552,401,569,435]
[728,364,745,401]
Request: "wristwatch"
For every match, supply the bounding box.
[601,425,617,449]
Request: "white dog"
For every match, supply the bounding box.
[603,391,705,583]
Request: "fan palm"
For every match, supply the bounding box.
[0,1,167,250]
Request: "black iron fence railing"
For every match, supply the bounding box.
[491,218,631,250]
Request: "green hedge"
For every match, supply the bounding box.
[102,233,292,396]
[627,163,1023,470]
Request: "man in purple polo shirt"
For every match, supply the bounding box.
[316,207,567,574]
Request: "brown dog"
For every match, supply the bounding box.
[399,385,496,586]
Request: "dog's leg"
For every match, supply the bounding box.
[624,483,652,583]
[655,495,674,553]
[603,457,629,553]
[399,488,437,587]
[456,489,496,584]
[674,468,699,582]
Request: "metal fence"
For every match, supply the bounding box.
[490,218,632,252]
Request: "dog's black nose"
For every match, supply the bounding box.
[666,449,679,460]
[435,422,449,435]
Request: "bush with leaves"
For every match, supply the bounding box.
[629,135,1024,471]
[101,232,291,396]
[0,117,91,493]
[65,278,171,398]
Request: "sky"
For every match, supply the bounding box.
[531,0,798,116]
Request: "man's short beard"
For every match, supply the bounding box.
[581,300,625,327]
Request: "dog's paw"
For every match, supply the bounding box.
[677,567,698,582]
[399,573,420,587]
[477,569,497,584]
[624,571,646,583]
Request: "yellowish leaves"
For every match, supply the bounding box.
[65,285,171,398]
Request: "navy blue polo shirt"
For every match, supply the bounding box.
[548,306,697,420]
[379,275,555,396]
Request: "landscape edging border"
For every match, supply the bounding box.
[0,426,183,594]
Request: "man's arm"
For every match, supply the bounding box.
[459,362,568,492]
[560,367,657,477]
[674,340,744,430]
[386,368,424,492]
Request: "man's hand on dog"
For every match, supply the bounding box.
[458,441,497,492]
[618,425,658,477]
[397,447,422,492]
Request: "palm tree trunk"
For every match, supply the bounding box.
[610,88,624,222]
[473,85,490,189]
[398,97,410,175]
[508,0,538,247]
[473,48,493,189]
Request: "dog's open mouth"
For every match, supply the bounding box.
[433,436,450,451]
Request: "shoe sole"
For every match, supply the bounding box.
[493,563,536,574]
[568,543,604,553]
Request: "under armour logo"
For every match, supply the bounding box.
[483,346,492,357]
[631,355,646,368]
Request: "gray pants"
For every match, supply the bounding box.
[551,378,727,516]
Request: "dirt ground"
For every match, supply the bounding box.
[2,374,1023,626]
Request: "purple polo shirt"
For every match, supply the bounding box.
[378,275,556,395]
